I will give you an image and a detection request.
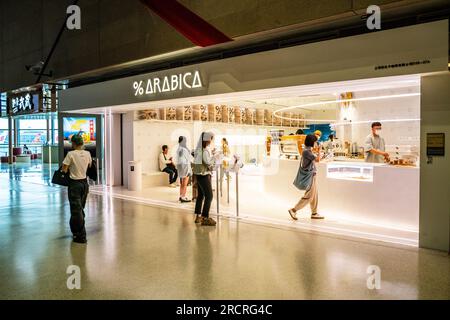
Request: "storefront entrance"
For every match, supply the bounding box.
[82,75,421,246]
[58,20,450,251]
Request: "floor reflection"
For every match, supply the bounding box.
[0,165,449,300]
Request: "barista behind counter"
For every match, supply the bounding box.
[364,122,390,163]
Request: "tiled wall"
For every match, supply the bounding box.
[336,88,420,149]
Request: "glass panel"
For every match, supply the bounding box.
[53,129,59,144]
[0,118,8,129]
[0,129,9,145]
[18,130,48,145]
[18,119,47,130]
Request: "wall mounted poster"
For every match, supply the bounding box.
[63,117,97,157]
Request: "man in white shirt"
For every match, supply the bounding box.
[364,122,389,163]
[62,134,92,244]
[159,145,178,187]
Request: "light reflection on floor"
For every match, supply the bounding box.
[0,163,449,300]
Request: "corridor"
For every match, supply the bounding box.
[0,174,449,300]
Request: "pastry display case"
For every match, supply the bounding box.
[386,145,419,166]
[279,134,306,160]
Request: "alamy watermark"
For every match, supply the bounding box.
[66,5,81,30]
[366,5,381,30]
[366,265,381,290]
[66,265,81,290]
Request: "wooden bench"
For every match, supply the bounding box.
[142,171,169,188]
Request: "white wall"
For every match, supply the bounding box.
[103,113,122,186]
[122,111,135,187]
[336,87,420,149]
[420,73,450,252]
[133,118,296,174]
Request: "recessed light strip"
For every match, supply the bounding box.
[333,118,421,126]
[273,93,421,121]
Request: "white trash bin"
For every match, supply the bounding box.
[128,160,142,191]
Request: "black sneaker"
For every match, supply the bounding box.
[73,236,87,244]
[201,217,217,226]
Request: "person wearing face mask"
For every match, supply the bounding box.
[364,122,389,163]
[313,130,323,153]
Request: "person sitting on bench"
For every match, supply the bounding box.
[159,145,178,187]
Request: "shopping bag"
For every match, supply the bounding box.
[52,167,69,187]
[87,160,98,182]
[293,165,314,191]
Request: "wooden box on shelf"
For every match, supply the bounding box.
[166,107,176,120]
[228,106,235,123]
[245,108,255,125]
[207,104,215,122]
[221,105,229,123]
[234,108,242,124]
[176,107,184,121]
[273,112,283,127]
[282,112,291,127]
[192,105,201,121]
[184,106,193,121]
[215,105,222,122]
[137,109,158,120]
[200,105,208,121]
[290,113,299,128]
[159,108,166,121]
[256,109,264,125]
[299,114,306,128]
[264,110,273,126]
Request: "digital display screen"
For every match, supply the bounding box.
[63,117,97,157]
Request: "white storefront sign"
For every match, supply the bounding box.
[133,70,203,97]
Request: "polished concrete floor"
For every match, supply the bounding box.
[0,164,449,300]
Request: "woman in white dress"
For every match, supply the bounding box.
[175,136,193,203]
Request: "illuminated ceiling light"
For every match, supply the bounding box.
[273,93,421,121]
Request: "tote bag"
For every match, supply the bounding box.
[293,158,314,191]
[52,167,69,187]
[87,160,98,182]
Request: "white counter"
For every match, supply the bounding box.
[262,158,419,231]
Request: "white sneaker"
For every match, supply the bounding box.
[288,209,298,220]
[169,183,177,188]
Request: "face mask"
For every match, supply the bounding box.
[375,129,381,135]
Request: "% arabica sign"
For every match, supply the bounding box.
[133,70,203,97]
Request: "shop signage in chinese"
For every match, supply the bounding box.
[133,70,203,97]
[8,93,40,116]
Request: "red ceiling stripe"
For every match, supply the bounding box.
[140,0,233,47]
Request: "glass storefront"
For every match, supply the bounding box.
[56,19,449,251]
[0,118,9,156]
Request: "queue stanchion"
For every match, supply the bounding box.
[235,170,239,218]
[219,165,223,198]
[96,158,100,186]
[216,165,220,219]
[227,171,230,204]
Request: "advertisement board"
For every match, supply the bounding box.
[63,117,97,157]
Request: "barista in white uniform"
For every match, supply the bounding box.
[364,122,389,163]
